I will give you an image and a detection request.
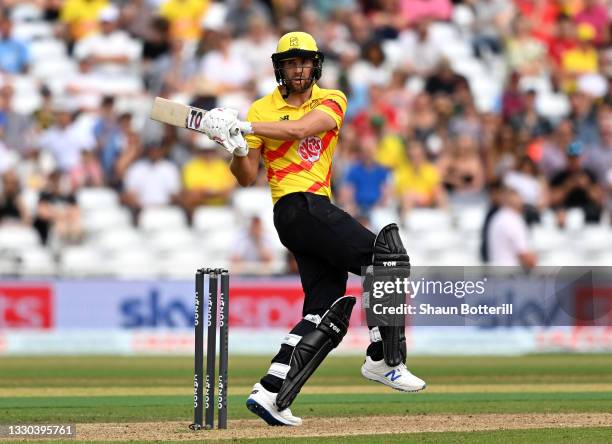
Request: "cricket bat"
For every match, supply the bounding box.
[150,97,207,132]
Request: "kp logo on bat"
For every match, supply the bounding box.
[298,136,322,162]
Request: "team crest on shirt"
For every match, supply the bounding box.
[298,136,323,162]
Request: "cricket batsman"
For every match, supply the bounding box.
[198,31,426,426]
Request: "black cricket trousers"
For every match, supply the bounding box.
[260,192,378,393]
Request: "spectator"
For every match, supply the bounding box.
[69,148,104,189]
[230,215,275,274]
[487,185,537,268]
[16,144,56,192]
[510,90,551,139]
[425,60,469,97]
[440,134,485,195]
[60,0,109,42]
[395,139,446,214]
[398,19,444,77]
[37,101,96,172]
[573,0,608,47]
[0,84,33,150]
[550,141,603,224]
[92,97,130,185]
[180,135,237,214]
[548,15,576,67]
[226,0,271,37]
[399,0,452,24]
[159,0,208,42]
[506,17,546,76]
[338,135,392,215]
[197,30,252,99]
[480,179,503,263]
[74,6,142,76]
[0,9,30,74]
[0,171,30,225]
[33,170,82,245]
[121,140,181,216]
[561,23,599,79]
[539,119,573,179]
[504,156,549,224]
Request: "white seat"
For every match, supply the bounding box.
[139,206,187,231]
[232,188,272,217]
[148,229,197,253]
[369,207,400,233]
[193,207,235,232]
[92,228,145,253]
[18,248,56,276]
[199,229,236,259]
[0,225,40,250]
[456,205,487,233]
[29,39,67,62]
[12,22,53,40]
[59,246,107,276]
[565,208,586,232]
[538,250,585,266]
[107,251,160,278]
[77,188,120,211]
[83,208,132,232]
[159,250,218,278]
[404,209,452,232]
[532,227,567,253]
[11,91,42,114]
[11,3,44,22]
[31,58,77,79]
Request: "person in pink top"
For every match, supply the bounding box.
[574,0,609,46]
[399,0,452,24]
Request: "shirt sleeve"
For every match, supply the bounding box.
[315,91,348,129]
[245,104,264,150]
[510,213,530,255]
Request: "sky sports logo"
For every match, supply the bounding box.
[0,285,53,329]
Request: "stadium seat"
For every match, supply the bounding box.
[532,226,567,253]
[29,39,67,62]
[565,208,586,232]
[404,209,452,232]
[139,206,187,232]
[148,228,197,253]
[232,188,273,216]
[192,207,235,233]
[17,247,56,276]
[92,228,145,253]
[59,246,108,276]
[77,187,120,211]
[199,228,236,259]
[83,208,132,233]
[370,207,399,233]
[12,21,53,40]
[0,225,40,250]
[107,251,160,278]
[455,205,487,233]
[158,250,222,279]
[31,58,77,80]
[10,3,43,22]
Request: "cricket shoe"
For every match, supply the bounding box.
[361,356,426,392]
[246,383,302,426]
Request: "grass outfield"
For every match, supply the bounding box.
[0,355,611,442]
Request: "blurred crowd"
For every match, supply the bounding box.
[1,0,612,270]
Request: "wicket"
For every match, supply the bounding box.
[190,268,229,430]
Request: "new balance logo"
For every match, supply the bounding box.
[385,369,401,382]
[280,115,289,120]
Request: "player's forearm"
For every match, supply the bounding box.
[250,120,308,140]
[230,155,257,187]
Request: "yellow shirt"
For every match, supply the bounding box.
[246,85,348,204]
[395,162,440,201]
[183,157,236,205]
[160,0,208,41]
[375,134,406,173]
[562,47,598,74]
[60,0,109,39]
